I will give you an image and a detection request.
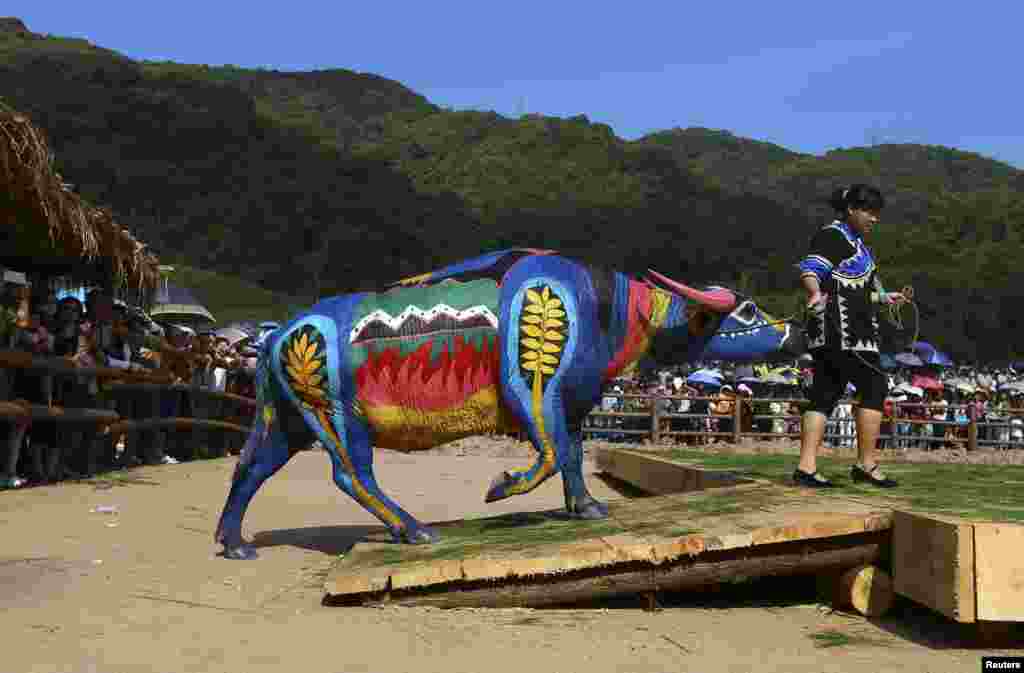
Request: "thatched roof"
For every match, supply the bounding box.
[0,98,160,300]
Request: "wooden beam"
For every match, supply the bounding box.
[0,401,119,424]
[593,448,753,496]
[103,381,257,407]
[0,349,174,384]
[103,417,251,435]
[892,511,976,623]
[973,522,1024,622]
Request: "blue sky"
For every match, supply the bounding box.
[10,1,1023,168]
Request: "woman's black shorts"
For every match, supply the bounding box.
[807,349,887,414]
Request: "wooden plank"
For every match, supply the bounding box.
[103,417,251,435]
[892,511,976,623]
[104,381,257,407]
[593,447,753,495]
[973,522,1024,622]
[0,401,120,424]
[326,531,888,608]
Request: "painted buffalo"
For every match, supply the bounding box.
[215,249,805,559]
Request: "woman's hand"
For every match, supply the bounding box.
[806,291,828,310]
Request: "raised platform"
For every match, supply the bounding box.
[323,457,893,607]
[599,447,1024,625]
[323,448,1023,619]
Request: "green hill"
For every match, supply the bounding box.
[2,19,1022,362]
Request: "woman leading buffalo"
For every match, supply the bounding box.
[795,184,907,488]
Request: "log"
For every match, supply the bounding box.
[103,417,251,435]
[0,349,174,384]
[836,564,894,617]
[0,401,120,424]
[102,381,257,407]
[327,531,889,609]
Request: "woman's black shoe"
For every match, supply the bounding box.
[851,464,899,488]
[793,468,835,488]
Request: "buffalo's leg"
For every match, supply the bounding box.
[214,411,294,560]
[311,411,440,545]
[561,429,608,519]
[486,274,606,518]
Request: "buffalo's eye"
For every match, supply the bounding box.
[734,302,757,323]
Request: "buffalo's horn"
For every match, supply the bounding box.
[646,269,737,313]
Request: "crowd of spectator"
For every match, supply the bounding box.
[586,359,1024,451]
[1,278,273,489]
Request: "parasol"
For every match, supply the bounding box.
[688,371,723,386]
[894,352,923,367]
[151,283,215,326]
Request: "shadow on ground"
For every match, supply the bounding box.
[251,525,382,556]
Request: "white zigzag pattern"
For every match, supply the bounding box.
[349,304,499,342]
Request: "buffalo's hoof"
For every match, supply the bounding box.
[394,525,441,545]
[484,471,514,503]
[222,544,259,560]
[568,499,609,520]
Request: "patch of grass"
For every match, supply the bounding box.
[351,511,627,568]
[84,471,161,488]
[674,487,787,518]
[424,512,625,561]
[663,449,1024,523]
[356,546,409,567]
[808,629,888,649]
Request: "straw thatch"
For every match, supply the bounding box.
[0,98,160,298]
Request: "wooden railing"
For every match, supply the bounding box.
[1,349,257,477]
[580,392,1024,451]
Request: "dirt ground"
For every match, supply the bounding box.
[2,436,1021,673]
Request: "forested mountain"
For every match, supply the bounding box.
[3,19,1023,362]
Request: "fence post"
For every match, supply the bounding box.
[651,396,661,445]
[733,398,742,444]
[968,402,978,451]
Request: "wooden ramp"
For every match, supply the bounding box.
[323,454,894,608]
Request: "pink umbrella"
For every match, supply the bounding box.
[911,374,944,391]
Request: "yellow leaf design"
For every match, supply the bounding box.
[517,283,570,388]
[521,324,543,338]
[293,332,309,358]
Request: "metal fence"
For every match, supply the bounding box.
[580,392,1024,451]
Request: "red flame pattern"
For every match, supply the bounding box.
[355,335,502,412]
